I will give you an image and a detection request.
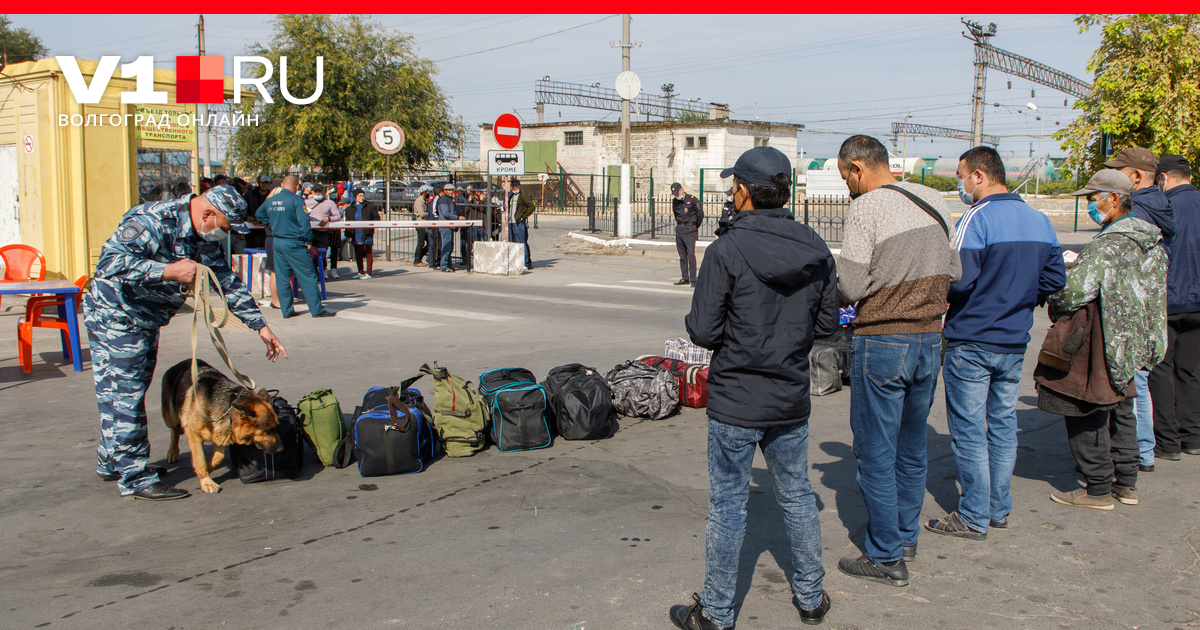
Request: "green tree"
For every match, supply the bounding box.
[0,15,48,64]
[230,15,462,179]
[1056,14,1200,174]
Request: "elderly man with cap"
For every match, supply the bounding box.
[1149,155,1200,462]
[507,178,537,270]
[84,185,288,501]
[671,182,704,285]
[673,146,836,630]
[1106,147,1175,243]
[1046,169,1167,510]
[258,175,334,318]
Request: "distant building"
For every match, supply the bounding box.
[479,118,803,196]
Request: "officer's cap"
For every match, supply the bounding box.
[670,182,682,193]
[203,185,250,233]
[722,146,792,188]
[1072,169,1133,197]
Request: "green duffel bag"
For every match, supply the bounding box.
[298,388,351,467]
[407,363,489,457]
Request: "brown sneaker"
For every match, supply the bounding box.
[1112,486,1139,505]
[414,261,428,267]
[1051,488,1114,511]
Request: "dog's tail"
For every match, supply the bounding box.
[160,360,193,430]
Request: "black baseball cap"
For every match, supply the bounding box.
[721,146,792,188]
[670,182,682,193]
[510,178,521,185]
[1158,154,1192,177]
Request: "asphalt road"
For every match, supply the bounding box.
[1,216,1197,630]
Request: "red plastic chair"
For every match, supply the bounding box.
[0,244,47,312]
[17,275,87,374]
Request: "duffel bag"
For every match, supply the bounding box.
[604,360,679,420]
[351,386,439,476]
[636,355,709,408]
[542,363,617,440]
[229,390,304,483]
[298,388,350,467]
[479,367,552,452]
[407,363,489,457]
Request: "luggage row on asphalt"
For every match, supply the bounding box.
[227,354,713,482]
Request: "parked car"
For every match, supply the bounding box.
[364,181,407,207]
[398,180,450,211]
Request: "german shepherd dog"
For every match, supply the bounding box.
[161,359,282,493]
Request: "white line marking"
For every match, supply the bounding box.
[567,283,693,296]
[495,126,520,135]
[622,280,684,287]
[325,298,513,322]
[336,311,443,328]
[449,289,659,311]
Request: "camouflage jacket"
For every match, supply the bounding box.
[83,195,266,332]
[1048,215,1167,390]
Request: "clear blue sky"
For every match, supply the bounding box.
[13,13,1101,161]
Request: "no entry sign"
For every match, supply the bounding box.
[493,114,521,150]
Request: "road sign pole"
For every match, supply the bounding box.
[486,175,493,241]
[385,153,392,261]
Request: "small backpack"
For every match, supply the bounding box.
[297,388,351,468]
[479,368,552,452]
[604,360,679,420]
[407,363,489,457]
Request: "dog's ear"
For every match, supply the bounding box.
[256,388,271,401]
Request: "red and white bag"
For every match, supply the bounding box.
[637,355,709,408]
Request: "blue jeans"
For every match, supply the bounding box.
[701,418,824,627]
[509,220,532,268]
[942,344,1024,531]
[849,332,942,562]
[439,227,455,270]
[1132,370,1154,466]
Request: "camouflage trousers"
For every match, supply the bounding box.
[86,318,162,495]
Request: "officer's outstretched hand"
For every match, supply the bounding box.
[163,259,198,284]
[258,327,288,362]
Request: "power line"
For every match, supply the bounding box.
[434,15,618,63]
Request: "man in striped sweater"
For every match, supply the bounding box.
[835,135,961,587]
[925,146,1064,539]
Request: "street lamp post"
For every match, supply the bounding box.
[1027,102,1044,196]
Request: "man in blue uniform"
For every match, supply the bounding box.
[256,175,334,318]
[85,185,288,501]
[672,182,704,286]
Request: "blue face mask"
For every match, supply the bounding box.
[1087,201,1106,225]
[957,178,977,206]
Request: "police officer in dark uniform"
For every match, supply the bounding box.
[716,187,736,237]
[85,185,288,501]
[672,182,704,286]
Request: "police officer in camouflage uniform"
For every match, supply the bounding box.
[85,185,288,501]
[672,182,704,285]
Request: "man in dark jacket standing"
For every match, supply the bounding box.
[672,182,703,285]
[671,147,836,630]
[1107,147,1175,243]
[1150,155,1200,460]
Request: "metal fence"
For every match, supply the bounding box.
[590,194,849,245]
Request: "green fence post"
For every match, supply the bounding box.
[650,168,656,239]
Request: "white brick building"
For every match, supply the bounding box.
[479,119,803,196]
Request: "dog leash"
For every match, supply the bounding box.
[189,263,257,404]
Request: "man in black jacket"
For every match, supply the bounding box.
[672,182,703,285]
[670,147,837,630]
[1150,155,1200,460]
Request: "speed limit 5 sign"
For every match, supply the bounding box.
[371,121,405,155]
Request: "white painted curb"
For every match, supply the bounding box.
[568,232,712,249]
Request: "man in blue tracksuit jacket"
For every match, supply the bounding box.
[925,146,1066,540]
[1149,155,1200,460]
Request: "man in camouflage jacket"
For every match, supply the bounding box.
[84,186,287,501]
[1046,170,1167,510]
